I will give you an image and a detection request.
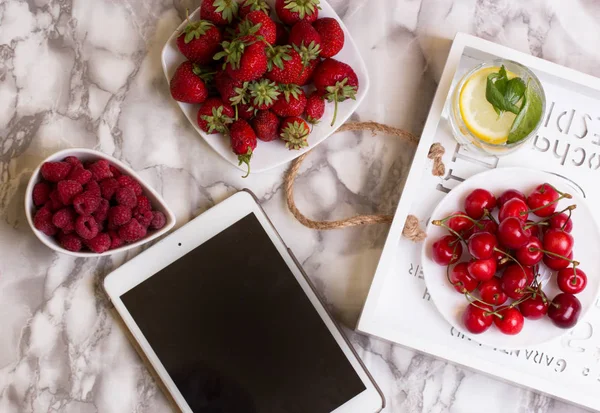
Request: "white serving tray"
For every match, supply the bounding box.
[161,1,369,174]
[358,33,600,412]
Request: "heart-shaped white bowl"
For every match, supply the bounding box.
[24,148,176,257]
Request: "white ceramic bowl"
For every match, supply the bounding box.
[25,148,176,257]
[161,0,370,173]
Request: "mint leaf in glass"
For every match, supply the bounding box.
[507,82,543,143]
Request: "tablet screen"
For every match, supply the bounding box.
[121,213,366,413]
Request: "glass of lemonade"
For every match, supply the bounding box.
[448,59,546,156]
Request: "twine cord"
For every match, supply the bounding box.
[284,122,445,242]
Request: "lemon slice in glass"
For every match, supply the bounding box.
[459,67,517,145]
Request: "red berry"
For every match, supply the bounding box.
[526,183,560,217]
[86,233,111,253]
[117,175,143,196]
[229,119,257,177]
[84,180,101,197]
[549,213,573,233]
[548,293,581,329]
[93,199,110,223]
[108,206,132,227]
[471,219,498,236]
[200,0,239,25]
[519,294,549,319]
[449,262,479,293]
[275,0,319,25]
[498,198,528,222]
[108,230,124,249]
[100,178,120,200]
[304,91,325,124]
[446,211,472,235]
[150,211,167,230]
[274,21,288,45]
[118,218,147,242]
[58,232,83,252]
[41,162,72,182]
[57,180,83,205]
[527,220,542,238]
[239,11,277,45]
[32,182,52,206]
[272,85,307,117]
[34,207,57,236]
[47,189,64,211]
[252,110,281,142]
[464,188,496,220]
[497,189,526,208]
[132,208,153,227]
[52,208,76,232]
[501,264,530,300]
[176,20,222,64]
[67,166,93,185]
[557,267,587,294]
[64,156,82,167]
[493,307,524,335]
[463,303,493,334]
[115,187,138,208]
[109,165,121,179]
[515,236,543,266]
[312,17,344,58]
[75,215,99,240]
[431,235,462,266]
[467,258,497,282]
[73,191,101,216]
[87,160,113,181]
[197,97,235,134]
[543,251,573,271]
[478,277,507,306]
[136,196,152,212]
[493,247,510,270]
[497,217,531,249]
[543,228,573,258]
[467,232,497,260]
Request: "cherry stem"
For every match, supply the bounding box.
[525,192,572,215]
[545,183,573,199]
[434,214,483,228]
[484,209,498,225]
[493,247,526,273]
[530,247,579,265]
[562,208,573,232]
[431,221,467,243]
[463,292,500,316]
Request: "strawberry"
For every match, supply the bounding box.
[296,58,318,85]
[215,69,243,104]
[275,0,320,25]
[197,97,235,134]
[237,11,276,45]
[289,21,321,51]
[215,40,267,82]
[229,119,257,177]
[248,79,280,110]
[274,22,289,46]
[239,0,271,18]
[176,19,222,64]
[265,45,302,84]
[252,110,280,142]
[170,61,211,104]
[272,84,307,117]
[304,92,325,124]
[200,0,239,25]
[313,17,344,58]
[238,103,256,120]
[313,58,358,126]
[279,117,310,150]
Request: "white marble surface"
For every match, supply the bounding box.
[1,0,599,412]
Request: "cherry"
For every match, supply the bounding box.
[515,236,543,266]
[543,228,574,258]
[464,188,497,220]
[463,302,493,334]
[449,262,480,293]
[549,213,573,233]
[519,294,549,319]
[447,211,473,236]
[526,220,543,238]
[478,277,508,305]
[501,264,530,299]
[497,217,531,249]
[557,267,587,294]
[543,251,573,271]
[547,293,581,329]
[493,247,510,270]
[471,218,498,235]
[493,307,524,335]
[497,189,526,208]
[467,258,497,282]
[468,232,497,260]
[432,235,463,266]
[498,198,529,222]
[526,183,560,217]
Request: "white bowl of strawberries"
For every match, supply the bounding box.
[25,149,176,257]
[161,0,369,175]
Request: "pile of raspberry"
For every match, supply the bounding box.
[32,156,167,254]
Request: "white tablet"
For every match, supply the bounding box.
[104,190,385,413]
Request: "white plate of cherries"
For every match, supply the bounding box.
[422,167,600,349]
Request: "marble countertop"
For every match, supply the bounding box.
[1,0,599,412]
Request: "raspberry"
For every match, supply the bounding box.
[57,180,83,205]
[88,160,113,181]
[67,166,92,185]
[52,208,76,232]
[118,218,147,242]
[109,165,122,179]
[34,207,57,236]
[136,195,152,212]
[41,162,72,182]
[117,175,142,196]
[84,180,101,197]
[108,205,132,227]
[115,187,137,208]
[86,233,111,253]
[150,211,166,230]
[93,199,110,223]
[100,178,119,200]
[58,232,83,252]
[108,230,124,249]
[64,156,82,167]
[75,215,99,240]
[47,190,64,211]
[73,191,101,216]
[32,182,52,206]
[132,207,153,227]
